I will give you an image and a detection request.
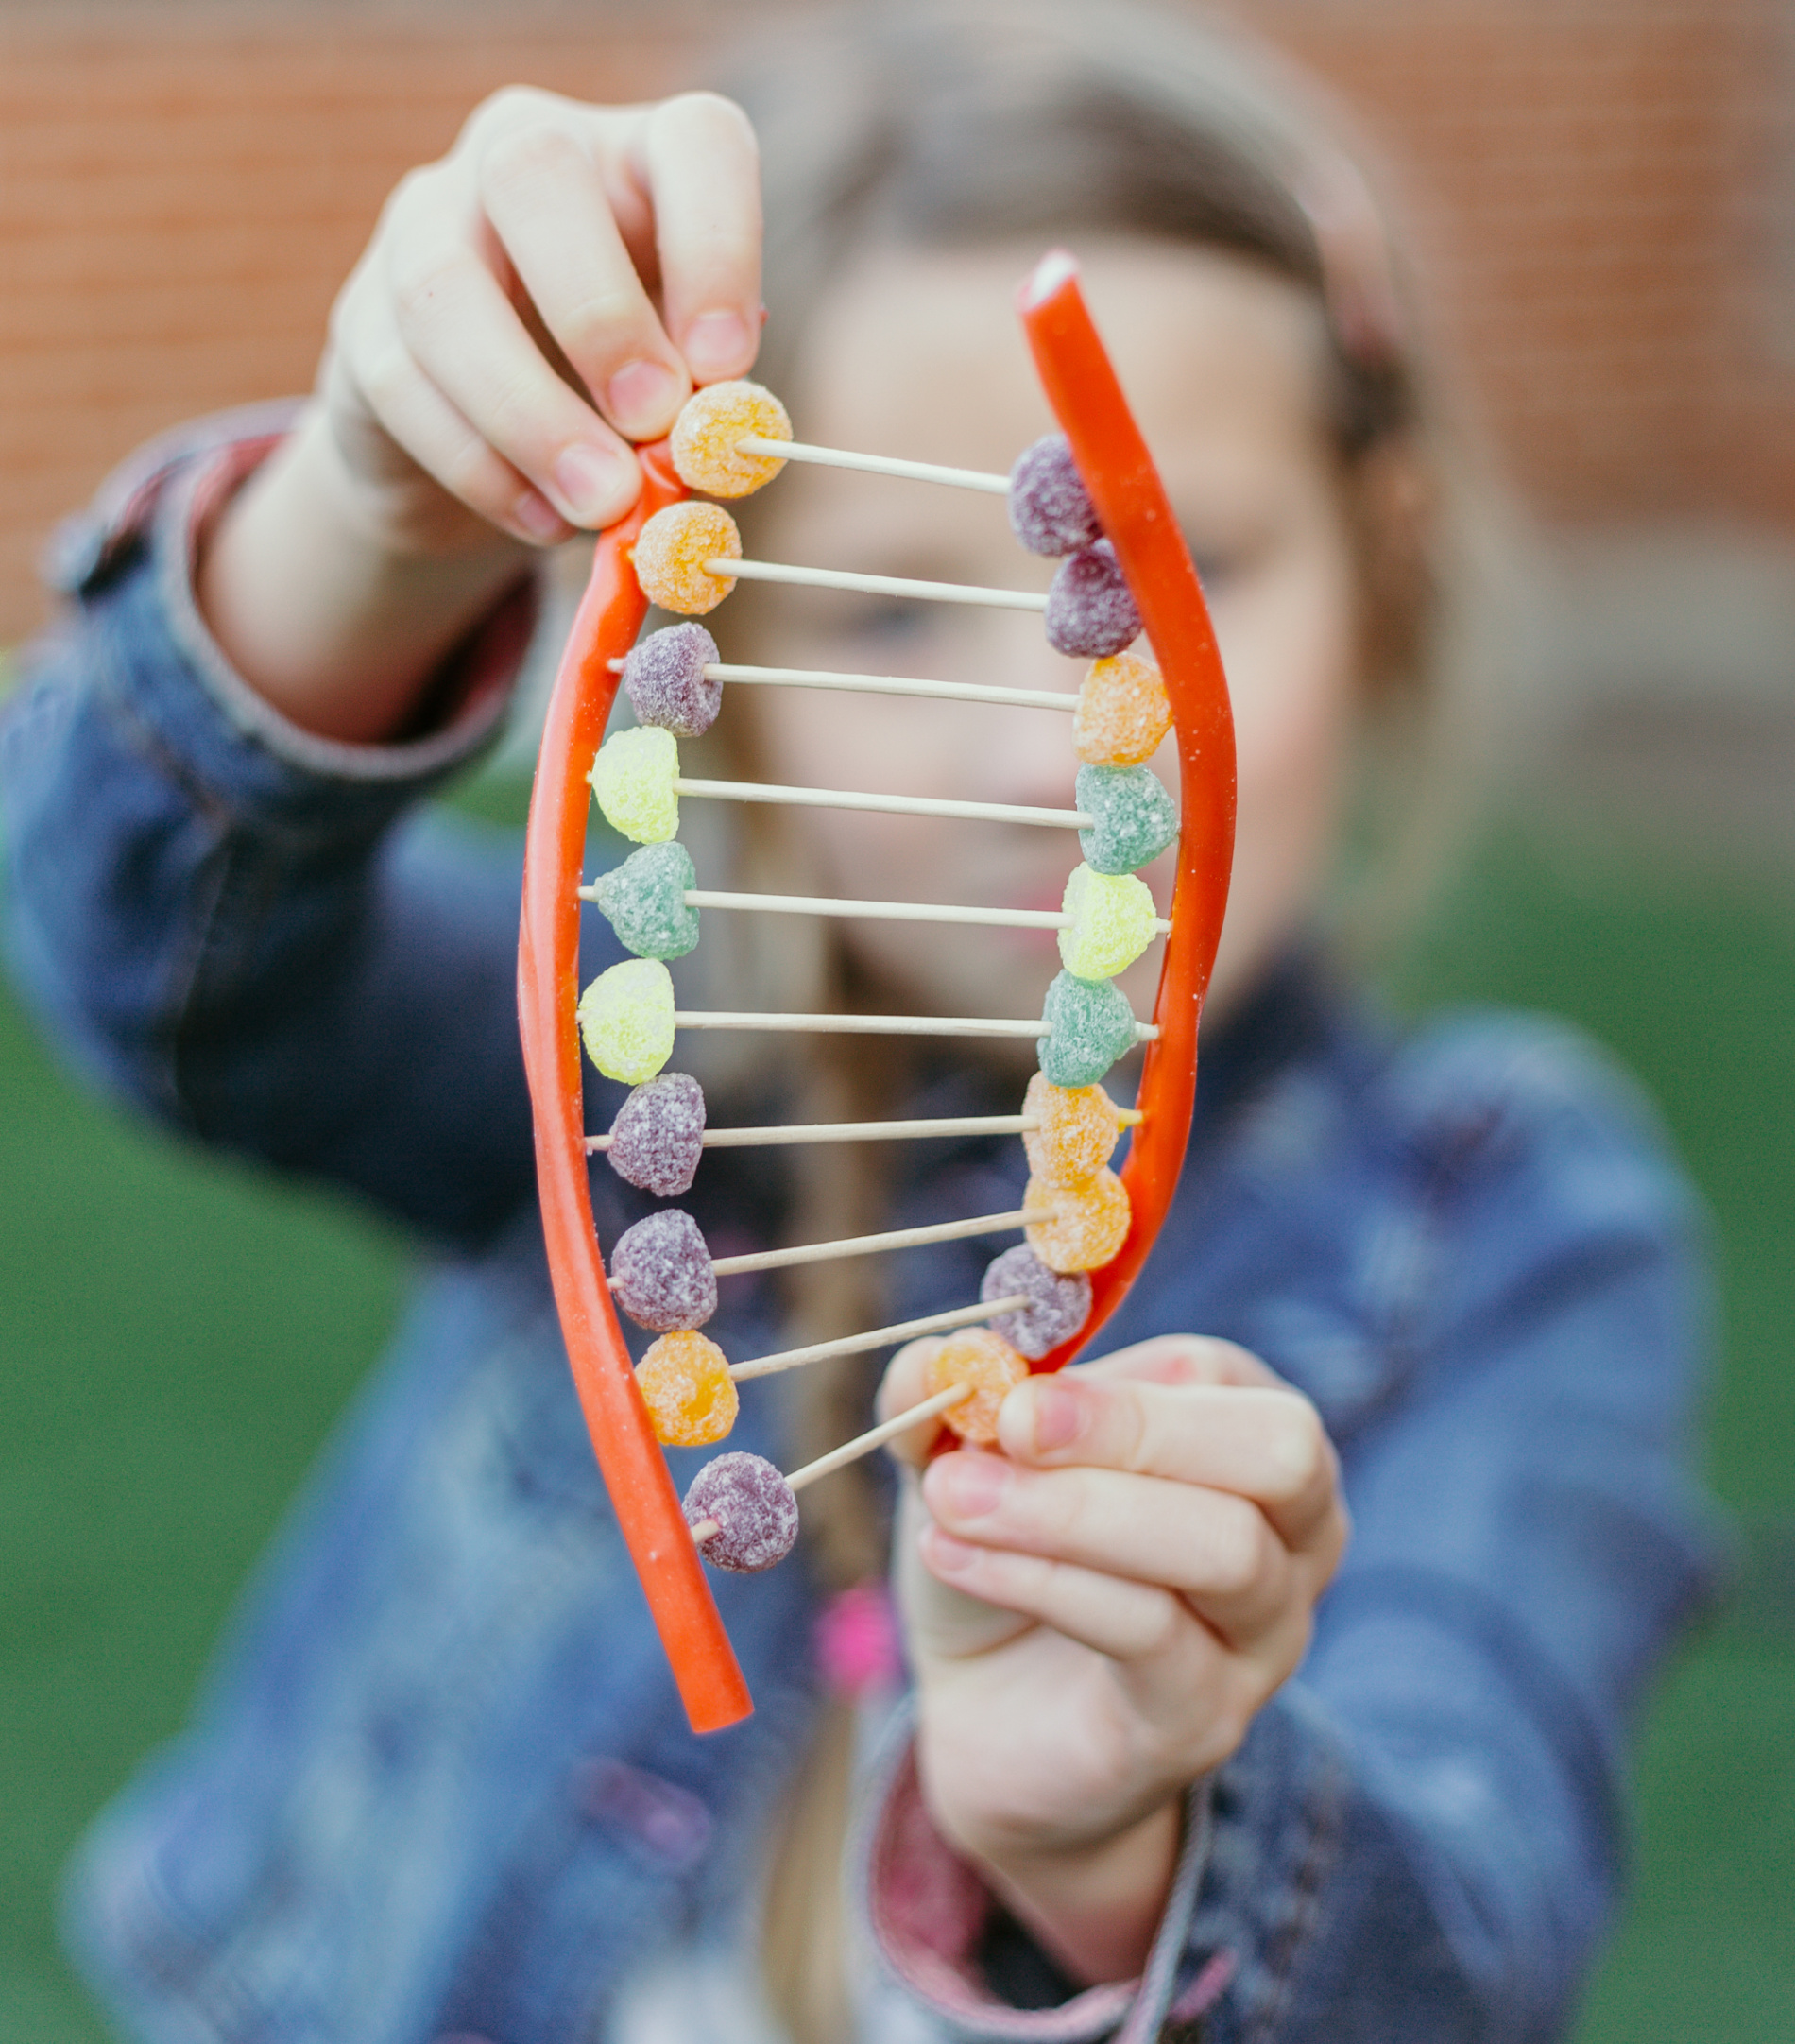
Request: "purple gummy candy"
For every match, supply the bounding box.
[981,1245,1092,1360]
[1044,541,1141,659]
[608,1209,717,1332]
[607,1072,707,1196]
[1008,435,1102,557]
[622,622,724,737]
[684,1451,800,1573]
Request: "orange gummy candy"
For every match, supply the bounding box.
[1024,1167,1131,1273]
[670,380,792,498]
[636,1329,739,1447]
[631,501,742,616]
[927,1327,1029,1444]
[1021,1071,1124,1185]
[1072,651,1172,767]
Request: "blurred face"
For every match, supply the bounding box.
[739,237,1362,1029]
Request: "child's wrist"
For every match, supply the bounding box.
[958,1795,1184,1987]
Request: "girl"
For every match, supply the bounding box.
[2,7,1714,2039]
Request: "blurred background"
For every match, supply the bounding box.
[1,0,1791,2035]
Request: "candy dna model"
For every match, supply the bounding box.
[518,251,1237,1732]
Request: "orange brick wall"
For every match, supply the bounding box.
[3,0,1791,644]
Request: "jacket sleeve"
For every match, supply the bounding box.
[1,412,560,1250]
[858,1014,1720,2042]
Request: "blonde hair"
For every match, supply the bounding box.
[669,9,1513,2028]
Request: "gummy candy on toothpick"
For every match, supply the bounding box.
[1073,651,1172,767]
[1025,1167,1131,1273]
[631,501,741,615]
[926,1327,1029,1444]
[1021,1071,1124,1185]
[636,1330,738,1447]
[624,623,724,737]
[606,1073,707,1197]
[670,381,792,498]
[590,726,680,844]
[684,1452,800,1572]
[1007,434,1102,557]
[1037,970,1140,1088]
[609,1209,717,1331]
[1057,863,1159,981]
[1077,763,1177,876]
[591,842,700,960]
[1044,540,1141,659]
[980,1245,1092,1360]
[577,958,676,1084]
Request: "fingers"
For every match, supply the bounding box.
[875,1337,953,1465]
[636,93,764,382]
[998,1366,1341,1556]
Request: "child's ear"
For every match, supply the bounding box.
[1347,438,1434,700]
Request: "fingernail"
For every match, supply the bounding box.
[684,309,753,379]
[605,359,684,436]
[1026,1381,1085,1453]
[932,1451,1009,1519]
[512,490,569,545]
[553,442,634,525]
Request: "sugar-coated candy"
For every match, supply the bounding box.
[1021,1071,1123,1185]
[1037,969,1140,1088]
[609,1208,716,1331]
[624,623,723,737]
[606,1072,706,1196]
[631,501,741,615]
[684,1452,800,1572]
[591,841,700,961]
[636,1330,737,1447]
[590,725,680,844]
[1025,1167,1131,1273]
[1007,434,1102,557]
[1044,540,1140,659]
[1078,763,1177,875]
[670,380,792,499]
[1073,651,1172,766]
[1058,862,1158,981]
[927,1327,1028,1444]
[980,1245,1092,1360]
[577,958,676,1084]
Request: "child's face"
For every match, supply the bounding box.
[741,237,1362,1025]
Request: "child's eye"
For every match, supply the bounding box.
[1183,544,1235,593]
[838,598,936,645]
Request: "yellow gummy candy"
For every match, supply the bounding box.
[1073,651,1172,767]
[577,958,676,1085]
[1057,863,1159,981]
[670,380,792,499]
[590,726,679,844]
[1021,1071,1123,1186]
[636,1330,738,1447]
[1025,1167,1131,1273]
[927,1327,1029,1445]
[631,501,742,615]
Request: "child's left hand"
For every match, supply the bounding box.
[877,1333,1348,1985]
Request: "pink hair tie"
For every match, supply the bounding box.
[816,1580,904,1698]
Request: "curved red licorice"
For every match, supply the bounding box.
[520,260,1236,1732]
[1019,252,1238,1376]
[518,442,753,1736]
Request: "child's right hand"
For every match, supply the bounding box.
[317,85,764,554]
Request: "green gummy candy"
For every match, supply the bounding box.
[590,725,679,844]
[1036,969,1141,1087]
[576,958,676,1084]
[592,842,700,960]
[1057,863,1158,982]
[1076,763,1177,875]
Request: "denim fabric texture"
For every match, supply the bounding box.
[0,426,1719,2044]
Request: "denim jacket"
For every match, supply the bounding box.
[1,416,1718,2044]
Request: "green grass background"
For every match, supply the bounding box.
[2,788,1791,2040]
